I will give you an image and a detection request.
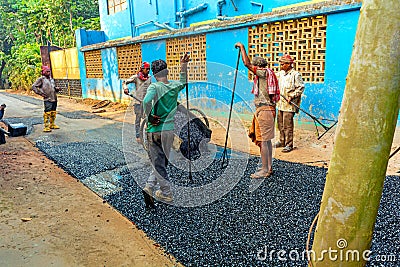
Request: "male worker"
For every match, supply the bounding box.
[276,54,305,153]
[235,42,280,179]
[0,104,6,120]
[122,62,152,143]
[142,53,190,202]
[32,66,60,132]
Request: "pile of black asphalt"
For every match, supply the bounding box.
[104,159,399,267]
[36,134,399,266]
[5,93,399,267]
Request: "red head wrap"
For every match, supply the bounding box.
[41,65,51,75]
[279,54,294,64]
[141,62,150,69]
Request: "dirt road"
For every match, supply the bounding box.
[0,92,182,267]
[0,136,184,267]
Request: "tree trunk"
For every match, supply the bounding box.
[311,0,400,266]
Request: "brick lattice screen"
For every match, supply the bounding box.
[117,44,142,79]
[166,35,207,81]
[248,15,327,83]
[84,50,103,78]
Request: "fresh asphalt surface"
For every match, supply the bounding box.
[1,91,399,266]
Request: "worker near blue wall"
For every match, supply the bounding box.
[142,53,190,203]
[276,55,305,153]
[32,66,61,132]
[235,42,280,179]
[122,62,152,143]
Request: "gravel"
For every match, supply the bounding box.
[4,93,43,106]
[6,93,397,266]
[36,141,126,180]
[58,110,102,119]
[104,157,400,267]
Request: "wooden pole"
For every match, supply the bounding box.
[311,0,400,266]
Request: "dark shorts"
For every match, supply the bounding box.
[44,101,57,112]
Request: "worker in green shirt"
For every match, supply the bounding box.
[142,53,190,203]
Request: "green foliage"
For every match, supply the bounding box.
[8,43,41,90]
[0,0,100,90]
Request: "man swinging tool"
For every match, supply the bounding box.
[276,54,305,153]
[122,62,151,144]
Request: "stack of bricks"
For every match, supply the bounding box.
[84,50,104,78]
[117,44,142,79]
[166,35,207,81]
[248,15,327,83]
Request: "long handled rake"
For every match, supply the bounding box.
[222,47,241,167]
[280,94,337,140]
[389,146,400,159]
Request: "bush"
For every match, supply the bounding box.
[8,43,41,91]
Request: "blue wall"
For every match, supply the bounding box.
[98,0,313,38]
[76,29,106,98]
[101,48,122,101]
[99,0,133,39]
[77,1,382,123]
[199,28,254,114]
[184,10,360,121]
[141,40,166,63]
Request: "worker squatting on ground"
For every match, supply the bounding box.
[32,66,61,132]
[235,42,280,179]
[142,53,190,202]
[122,62,152,143]
[275,54,305,153]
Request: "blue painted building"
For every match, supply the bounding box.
[76,0,366,123]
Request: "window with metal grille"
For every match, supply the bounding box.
[166,35,207,81]
[248,15,326,83]
[108,0,127,15]
[117,44,142,79]
[84,50,103,78]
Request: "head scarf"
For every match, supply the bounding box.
[41,66,51,75]
[141,62,150,69]
[137,62,150,81]
[279,54,294,64]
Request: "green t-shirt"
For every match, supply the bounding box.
[142,73,186,133]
